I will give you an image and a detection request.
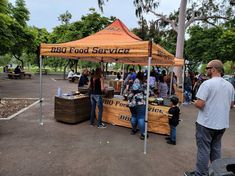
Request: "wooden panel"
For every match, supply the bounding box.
[54,96,91,124]
[99,98,170,135]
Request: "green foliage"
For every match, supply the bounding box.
[0,14,15,55]
[133,0,159,18]
[12,0,29,27]
[47,8,114,70]
[224,61,234,74]
[0,54,12,66]
[0,0,8,14]
[0,0,33,68]
[78,60,100,69]
[58,10,72,25]
[185,17,235,66]
[132,18,177,55]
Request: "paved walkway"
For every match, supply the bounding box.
[0,74,234,176]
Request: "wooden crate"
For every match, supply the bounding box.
[54,96,90,124]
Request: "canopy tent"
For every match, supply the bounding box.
[39,19,183,154]
[40,19,175,65]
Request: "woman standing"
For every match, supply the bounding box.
[127,72,148,140]
[89,67,107,128]
[158,76,168,98]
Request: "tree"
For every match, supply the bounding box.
[185,17,235,70]
[132,18,177,54]
[0,0,15,55]
[26,27,50,67]
[98,0,234,84]
[0,0,8,14]
[58,10,72,25]
[47,8,114,74]
[12,0,29,27]
[8,0,33,68]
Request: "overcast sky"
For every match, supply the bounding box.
[9,0,180,32]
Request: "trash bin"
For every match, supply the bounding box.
[209,158,235,176]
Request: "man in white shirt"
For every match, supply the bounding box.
[192,60,234,176]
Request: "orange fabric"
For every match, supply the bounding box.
[40,19,175,66]
[173,57,184,66]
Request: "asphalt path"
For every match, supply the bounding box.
[0,74,234,176]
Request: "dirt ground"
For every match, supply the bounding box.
[0,74,234,176]
[0,99,37,118]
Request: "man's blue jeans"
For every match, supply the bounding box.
[170,125,176,142]
[129,105,146,135]
[90,94,103,126]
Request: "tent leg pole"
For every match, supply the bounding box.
[39,56,43,126]
[169,67,173,96]
[182,65,185,91]
[144,56,152,154]
[120,63,125,95]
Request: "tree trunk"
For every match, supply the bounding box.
[174,0,187,87]
[14,55,24,69]
[63,60,71,80]
[74,60,78,73]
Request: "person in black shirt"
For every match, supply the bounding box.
[166,96,180,145]
[14,65,21,74]
[78,69,89,87]
[89,67,107,128]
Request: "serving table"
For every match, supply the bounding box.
[54,95,90,124]
[100,96,170,135]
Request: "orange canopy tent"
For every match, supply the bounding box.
[39,19,183,154]
[40,19,175,66]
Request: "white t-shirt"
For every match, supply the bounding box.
[67,71,74,78]
[196,77,234,129]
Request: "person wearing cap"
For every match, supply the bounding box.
[165,96,180,145]
[127,72,148,140]
[191,59,234,176]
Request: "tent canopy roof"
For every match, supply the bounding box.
[40,19,181,66]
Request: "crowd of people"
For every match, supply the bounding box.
[67,60,234,176]
[122,67,177,99]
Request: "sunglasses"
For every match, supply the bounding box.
[205,67,213,70]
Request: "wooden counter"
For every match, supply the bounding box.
[101,98,170,135]
[54,95,90,124]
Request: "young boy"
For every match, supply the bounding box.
[166,96,180,145]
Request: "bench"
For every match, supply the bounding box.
[68,76,79,83]
[24,73,32,79]
[8,73,20,79]
[36,69,48,75]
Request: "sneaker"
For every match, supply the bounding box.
[90,123,95,127]
[140,133,149,140]
[98,123,107,129]
[167,140,176,145]
[130,130,137,135]
[184,171,195,176]
[165,137,171,140]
